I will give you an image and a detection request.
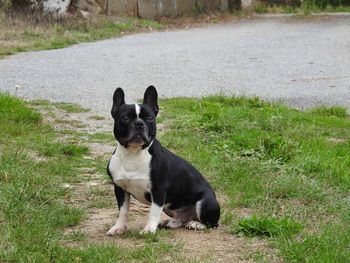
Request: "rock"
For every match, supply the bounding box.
[42,0,71,14]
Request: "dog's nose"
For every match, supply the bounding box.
[134,120,145,129]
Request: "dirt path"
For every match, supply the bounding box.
[33,102,281,262]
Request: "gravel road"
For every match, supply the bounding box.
[1,15,349,116]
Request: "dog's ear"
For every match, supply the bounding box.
[111,88,125,117]
[143,86,159,116]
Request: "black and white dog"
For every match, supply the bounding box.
[106,86,220,235]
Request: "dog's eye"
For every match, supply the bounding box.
[146,116,154,122]
[121,116,129,122]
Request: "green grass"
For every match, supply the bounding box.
[52,102,90,113]
[232,216,303,238]
[158,96,350,262]
[1,93,349,262]
[0,13,164,59]
[250,1,350,14]
[0,93,180,262]
[309,105,348,118]
[87,132,114,143]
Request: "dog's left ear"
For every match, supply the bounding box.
[143,85,159,116]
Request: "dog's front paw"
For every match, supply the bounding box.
[106,225,126,236]
[140,224,157,234]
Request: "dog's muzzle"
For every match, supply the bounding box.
[126,120,150,145]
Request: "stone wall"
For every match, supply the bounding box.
[102,0,236,17]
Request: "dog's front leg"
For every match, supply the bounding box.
[141,189,165,234]
[107,184,130,236]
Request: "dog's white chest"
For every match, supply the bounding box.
[108,146,152,204]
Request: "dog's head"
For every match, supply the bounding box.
[111,86,158,150]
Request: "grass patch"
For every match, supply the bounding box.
[0,13,164,58]
[139,19,165,30]
[38,143,89,157]
[0,93,42,124]
[0,93,86,261]
[249,1,350,15]
[309,105,348,118]
[2,93,349,261]
[87,132,114,143]
[52,102,90,113]
[0,93,180,262]
[158,96,350,262]
[232,216,303,238]
[88,115,105,121]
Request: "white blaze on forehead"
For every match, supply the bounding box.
[135,104,141,118]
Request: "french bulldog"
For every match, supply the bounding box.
[107,86,220,235]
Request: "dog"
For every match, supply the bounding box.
[106,86,220,235]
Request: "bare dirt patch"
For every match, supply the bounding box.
[65,198,280,262]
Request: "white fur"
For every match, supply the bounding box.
[106,193,130,236]
[116,179,151,204]
[186,221,207,230]
[195,200,202,220]
[109,141,164,234]
[135,104,141,118]
[109,142,151,181]
[141,203,163,234]
[109,142,153,204]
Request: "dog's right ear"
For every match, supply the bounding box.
[111,88,125,117]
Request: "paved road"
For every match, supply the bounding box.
[1,15,350,116]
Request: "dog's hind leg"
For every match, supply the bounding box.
[159,218,183,229]
[195,193,220,229]
[183,200,208,230]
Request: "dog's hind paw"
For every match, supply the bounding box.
[186,221,206,230]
